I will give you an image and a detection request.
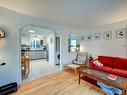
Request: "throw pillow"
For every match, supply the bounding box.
[93,60,103,67]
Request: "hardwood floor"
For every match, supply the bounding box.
[13,71,106,95]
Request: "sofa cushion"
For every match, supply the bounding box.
[92,66,112,74]
[98,56,113,67]
[112,68,127,78]
[113,57,127,70]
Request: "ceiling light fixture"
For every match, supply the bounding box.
[28,30,35,33]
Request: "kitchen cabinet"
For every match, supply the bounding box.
[23,50,47,60]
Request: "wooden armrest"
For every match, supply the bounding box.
[72,59,76,63]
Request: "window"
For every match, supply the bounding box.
[31,36,43,49]
[68,35,80,52]
[70,40,77,52]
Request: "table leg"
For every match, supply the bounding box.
[122,89,126,95]
[79,72,80,85]
[74,68,77,74]
[64,65,67,71]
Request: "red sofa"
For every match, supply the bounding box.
[89,56,127,78]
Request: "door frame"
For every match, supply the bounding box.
[19,23,61,83]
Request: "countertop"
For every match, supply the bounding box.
[21,50,46,53]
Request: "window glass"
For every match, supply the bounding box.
[31,35,43,49]
[71,40,76,46]
[68,35,80,52]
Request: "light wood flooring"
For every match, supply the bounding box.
[13,71,106,95]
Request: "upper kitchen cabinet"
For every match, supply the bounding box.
[21,32,31,45]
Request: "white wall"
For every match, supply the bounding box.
[0,7,21,86]
[48,32,55,64]
[80,20,127,58]
[0,7,81,86]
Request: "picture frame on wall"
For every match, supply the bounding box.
[116,29,126,39]
[103,31,112,40]
[93,33,101,40]
[0,27,5,38]
[86,34,92,41]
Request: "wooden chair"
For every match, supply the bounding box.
[64,64,80,74]
[21,55,30,78]
[64,52,88,74]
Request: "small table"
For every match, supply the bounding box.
[65,61,86,74]
[79,67,127,95]
[64,64,80,74]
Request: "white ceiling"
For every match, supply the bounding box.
[1,0,127,30]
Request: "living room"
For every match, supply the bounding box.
[0,0,127,95]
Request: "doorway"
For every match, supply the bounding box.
[20,24,60,83]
